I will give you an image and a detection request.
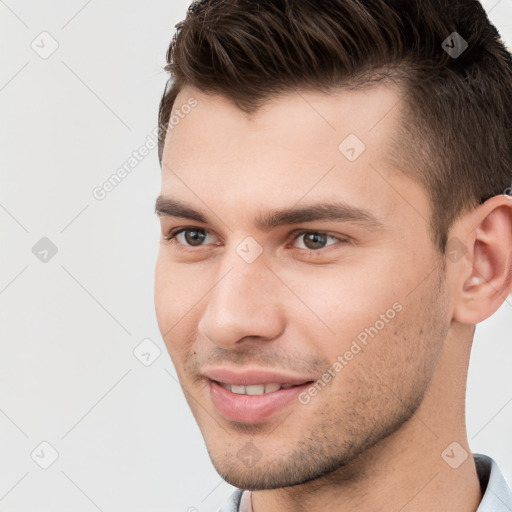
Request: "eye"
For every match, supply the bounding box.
[163,227,348,252]
[292,231,345,251]
[164,227,216,247]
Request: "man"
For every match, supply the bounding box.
[153,0,512,510]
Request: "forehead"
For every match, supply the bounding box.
[165,82,403,160]
[160,84,429,231]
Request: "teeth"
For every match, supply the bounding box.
[221,382,286,395]
[230,385,246,394]
[246,385,265,395]
[264,383,281,393]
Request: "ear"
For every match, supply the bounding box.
[452,193,512,325]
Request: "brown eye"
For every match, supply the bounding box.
[165,228,212,246]
[299,231,328,250]
[302,232,328,250]
[292,231,345,252]
[182,229,207,246]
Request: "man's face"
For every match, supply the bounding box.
[154,84,452,490]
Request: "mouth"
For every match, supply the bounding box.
[207,378,315,423]
[213,380,312,395]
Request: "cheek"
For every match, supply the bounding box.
[154,255,195,343]
[154,253,215,360]
[286,256,408,342]
[154,254,174,329]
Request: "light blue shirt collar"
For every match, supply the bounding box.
[475,453,512,511]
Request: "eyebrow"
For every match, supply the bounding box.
[154,196,385,231]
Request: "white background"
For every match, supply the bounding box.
[1,1,511,511]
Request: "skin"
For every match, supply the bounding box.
[154,83,512,512]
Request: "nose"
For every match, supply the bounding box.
[197,253,286,349]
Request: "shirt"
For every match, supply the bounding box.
[218,453,512,511]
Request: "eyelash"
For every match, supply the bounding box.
[163,227,349,253]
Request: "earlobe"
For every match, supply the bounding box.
[453,196,512,325]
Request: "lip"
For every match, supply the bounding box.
[208,380,313,423]
[202,367,313,386]
[204,369,315,423]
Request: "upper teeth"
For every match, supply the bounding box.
[222,383,296,395]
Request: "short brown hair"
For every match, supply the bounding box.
[158,0,512,252]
